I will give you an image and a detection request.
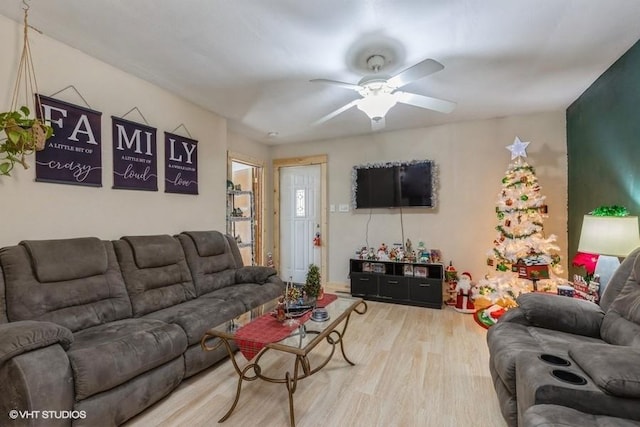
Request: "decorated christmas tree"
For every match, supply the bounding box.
[477,137,563,308]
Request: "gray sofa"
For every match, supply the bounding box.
[487,247,640,426]
[0,230,284,426]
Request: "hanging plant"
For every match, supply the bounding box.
[0,2,53,176]
[0,106,52,175]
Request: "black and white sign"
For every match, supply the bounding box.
[164,132,198,195]
[112,117,157,191]
[35,95,102,186]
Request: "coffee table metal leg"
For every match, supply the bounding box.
[219,362,255,422]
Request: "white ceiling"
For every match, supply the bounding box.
[1,0,639,145]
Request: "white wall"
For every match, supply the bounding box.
[0,13,568,286]
[270,111,568,286]
[0,15,227,247]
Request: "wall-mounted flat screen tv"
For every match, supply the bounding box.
[352,160,436,209]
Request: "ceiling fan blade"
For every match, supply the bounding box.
[310,79,361,91]
[371,116,386,131]
[395,91,456,114]
[387,58,444,88]
[311,99,360,126]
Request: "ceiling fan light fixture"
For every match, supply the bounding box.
[357,92,397,120]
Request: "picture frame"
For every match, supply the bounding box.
[372,263,385,274]
[430,249,442,263]
[414,266,427,278]
[362,262,371,272]
[403,264,414,277]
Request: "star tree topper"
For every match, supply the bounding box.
[506,136,530,160]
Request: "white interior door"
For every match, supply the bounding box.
[280,165,321,283]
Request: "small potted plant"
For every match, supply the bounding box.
[304,263,323,301]
[0,106,53,176]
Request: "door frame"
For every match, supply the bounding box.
[273,155,327,286]
[228,150,264,265]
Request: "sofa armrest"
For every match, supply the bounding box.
[495,306,530,325]
[235,266,278,284]
[570,343,640,398]
[517,292,604,338]
[0,320,73,365]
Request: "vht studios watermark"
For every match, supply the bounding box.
[8,410,86,420]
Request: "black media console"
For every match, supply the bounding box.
[349,258,443,309]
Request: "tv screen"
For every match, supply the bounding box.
[352,161,436,209]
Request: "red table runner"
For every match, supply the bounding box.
[235,293,337,360]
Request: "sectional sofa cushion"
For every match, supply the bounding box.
[22,238,108,282]
[178,231,239,295]
[114,235,196,317]
[517,292,605,338]
[599,247,640,312]
[68,318,187,400]
[523,404,640,427]
[182,230,228,257]
[143,297,246,345]
[123,235,184,269]
[0,239,132,331]
[570,343,640,398]
[202,281,284,312]
[601,255,640,346]
[236,266,278,284]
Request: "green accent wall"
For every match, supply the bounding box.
[567,39,640,271]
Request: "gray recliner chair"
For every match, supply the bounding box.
[487,247,640,426]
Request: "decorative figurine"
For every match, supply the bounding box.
[377,243,389,261]
[405,238,413,255]
[444,261,458,306]
[454,272,476,313]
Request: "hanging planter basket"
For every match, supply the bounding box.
[0,2,53,176]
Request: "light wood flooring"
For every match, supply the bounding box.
[125,300,507,427]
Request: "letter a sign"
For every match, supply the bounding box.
[164,132,198,195]
[35,95,102,186]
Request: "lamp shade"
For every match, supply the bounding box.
[578,215,640,257]
[357,93,397,119]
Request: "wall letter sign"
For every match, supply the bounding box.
[164,132,198,195]
[112,117,157,191]
[35,95,102,186]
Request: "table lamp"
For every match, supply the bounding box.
[577,214,640,295]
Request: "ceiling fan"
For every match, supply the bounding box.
[311,54,456,131]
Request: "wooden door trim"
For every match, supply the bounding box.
[273,155,328,285]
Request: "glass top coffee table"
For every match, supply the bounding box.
[200,294,367,427]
